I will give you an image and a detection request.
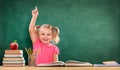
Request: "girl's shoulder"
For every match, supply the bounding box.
[49,43,58,48]
[33,38,42,45]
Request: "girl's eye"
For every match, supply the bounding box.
[41,33,45,35]
[47,34,51,36]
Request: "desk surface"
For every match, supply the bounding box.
[0,66,120,70]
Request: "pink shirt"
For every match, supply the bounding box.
[33,38,59,65]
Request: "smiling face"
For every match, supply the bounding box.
[39,27,52,44]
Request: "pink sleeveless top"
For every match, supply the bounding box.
[33,38,59,65]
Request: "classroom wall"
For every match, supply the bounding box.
[0,0,120,65]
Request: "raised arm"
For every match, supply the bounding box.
[29,7,39,44]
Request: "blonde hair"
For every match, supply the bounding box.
[34,25,40,36]
[38,24,60,44]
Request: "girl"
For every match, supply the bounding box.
[29,7,60,65]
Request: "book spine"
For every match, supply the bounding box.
[4,54,23,57]
[3,60,25,63]
[3,64,25,67]
[3,57,24,61]
[5,50,23,54]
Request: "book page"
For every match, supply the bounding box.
[65,60,93,67]
[36,61,65,67]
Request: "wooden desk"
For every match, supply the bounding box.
[0,66,120,70]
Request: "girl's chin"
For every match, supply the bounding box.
[42,41,49,44]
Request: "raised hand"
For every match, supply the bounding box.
[32,6,39,17]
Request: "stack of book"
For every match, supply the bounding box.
[2,50,25,67]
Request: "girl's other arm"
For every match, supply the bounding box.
[54,54,59,62]
[29,7,39,44]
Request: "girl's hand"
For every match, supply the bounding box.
[32,6,39,17]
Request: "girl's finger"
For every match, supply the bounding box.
[35,6,37,10]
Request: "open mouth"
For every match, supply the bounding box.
[42,39,49,42]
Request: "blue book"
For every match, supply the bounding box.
[94,64,120,67]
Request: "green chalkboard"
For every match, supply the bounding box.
[0,0,120,65]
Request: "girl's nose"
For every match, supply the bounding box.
[44,35,48,38]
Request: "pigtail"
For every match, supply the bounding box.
[52,26,60,44]
[34,25,40,36]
